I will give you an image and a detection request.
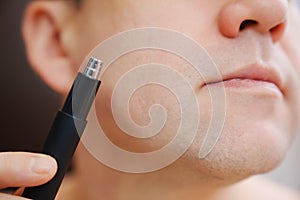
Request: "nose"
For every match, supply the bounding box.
[218,0,288,42]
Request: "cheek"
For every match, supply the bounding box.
[280,4,300,71]
[69,0,222,65]
[97,85,181,153]
[94,50,198,153]
[278,4,300,128]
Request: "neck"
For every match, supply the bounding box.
[74,144,237,200]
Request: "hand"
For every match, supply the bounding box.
[0,152,57,199]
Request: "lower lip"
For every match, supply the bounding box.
[212,78,282,96]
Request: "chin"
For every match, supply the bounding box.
[192,125,289,181]
[181,89,295,181]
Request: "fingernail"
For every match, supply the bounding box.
[30,156,55,174]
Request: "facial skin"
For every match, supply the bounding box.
[22,0,300,199]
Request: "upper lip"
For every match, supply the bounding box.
[206,62,284,93]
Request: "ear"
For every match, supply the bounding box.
[22,1,78,94]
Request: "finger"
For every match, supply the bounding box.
[0,192,30,200]
[0,152,57,189]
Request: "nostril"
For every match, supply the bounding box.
[270,22,286,42]
[239,20,258,31]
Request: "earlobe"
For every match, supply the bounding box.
[22,2,77,94]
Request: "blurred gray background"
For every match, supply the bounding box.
[0,0,299,192]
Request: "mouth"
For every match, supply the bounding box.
[204,62,284,96]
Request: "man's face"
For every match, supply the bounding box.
[45,0,300,180]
